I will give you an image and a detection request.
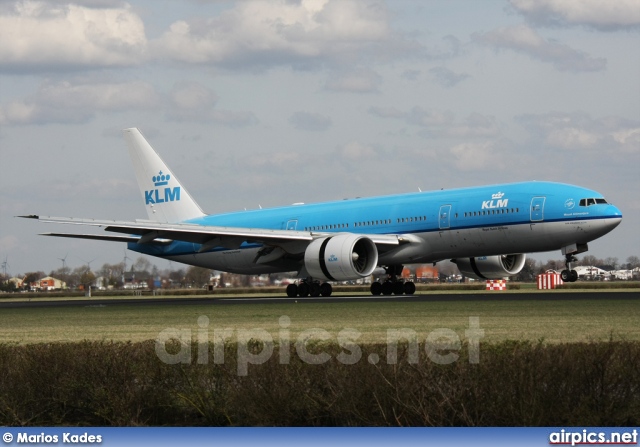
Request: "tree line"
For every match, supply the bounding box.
[2,255,639,293]
[0,256,213,292]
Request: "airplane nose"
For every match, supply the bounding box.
[606,205,623,229]
[608,204,623,219]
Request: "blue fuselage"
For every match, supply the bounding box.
[129,181,622,274]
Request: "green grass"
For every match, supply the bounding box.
[1,298,638,344]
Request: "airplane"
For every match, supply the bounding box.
[22,128,623,297]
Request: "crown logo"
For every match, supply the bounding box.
[491,192,505,200]
[152,171,171,187]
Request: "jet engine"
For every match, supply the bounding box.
[453,254,526,280]
[304,233,378,281]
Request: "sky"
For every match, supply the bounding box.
[0,0,639,276]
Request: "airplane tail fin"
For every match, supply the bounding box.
[123,128,205,223]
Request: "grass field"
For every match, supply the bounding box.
[1,296,638,344]
[2,293,639,426]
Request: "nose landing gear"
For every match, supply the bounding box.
[561,254,579,282]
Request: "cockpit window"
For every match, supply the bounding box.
[579,198,608,207]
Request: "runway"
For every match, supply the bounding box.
[1,290,638,309]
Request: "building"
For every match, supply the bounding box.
[574,266,609,280]
[32,277,67,291]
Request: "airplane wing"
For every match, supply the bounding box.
[20,215,404,254]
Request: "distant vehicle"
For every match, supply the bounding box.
[23,128,622,297]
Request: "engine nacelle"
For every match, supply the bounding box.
[304,233,378,281]
[454,254,526,280]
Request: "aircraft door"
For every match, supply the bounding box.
[286,220,298,230]
[439,205,452,229]
[530,197,545,222]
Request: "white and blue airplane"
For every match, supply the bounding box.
[23,128,623,297]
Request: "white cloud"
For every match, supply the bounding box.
[0,80,160,125]
[289,111,332,131]
[340,141,376,161]
[406,108,455,127]
[324,68,382,93]
[165,81,217,123]
[517,112,640,153]
[612,129,640,153]
[429,66,470,88]
[0,235,20,255]
[510,0,640,31]
[372,106,500,139]
[368,106,405,119]
[207,110,259,128]
[0,1,147,71]
[152,0,397,69]
[169,81,218,112]
[546,127,600,149]
[449,141,505,171]
[473,24,606,72]
[165,81,257,127]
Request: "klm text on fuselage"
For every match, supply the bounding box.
[481,199,508,209]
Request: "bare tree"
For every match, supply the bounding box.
[185,266,212,288]
[625,256,640,269]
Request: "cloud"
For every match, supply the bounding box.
[0,1,147,72]
[428,66,470,88]
[368,106,405,119]
[32,177,136,201]
[165,81,257,127]
[151,0,410,70]
[0,79,257,127]
[516,112,640,153]
[400,69,421,81]
[166,81,217,122]
[509,0,640,31]
[426,35,464,59]
[371,106,500,139]
[473,24,606,72]
[0,80,160,125]
[340,141,377,161]
[289,111,332,131]
[449,141,506,171]
[324,68,382,93]
[0,235,20,255]
[169,81,218,112]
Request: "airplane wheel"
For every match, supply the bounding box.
[404,281,416,295]
[560,270,570,282]
[298,282,310,297]
[310,283,321,297]
[286,284,298,298]
[370,282,382,296]
[570,270,578,282]
[393,281,405,295]
[382,281,393,295]
[320,282,333,297]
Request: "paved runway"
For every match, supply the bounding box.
[1,291,638,309]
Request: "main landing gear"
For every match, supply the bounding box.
[561,254,579,282]
[370,265,416,296]
[286,280,333,298]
